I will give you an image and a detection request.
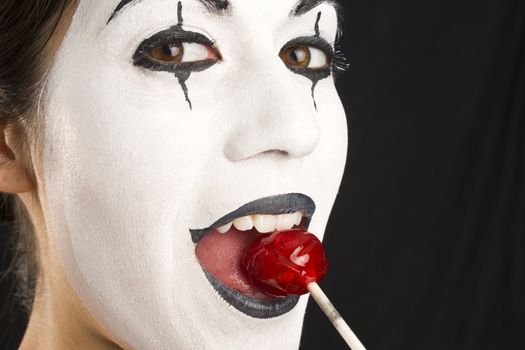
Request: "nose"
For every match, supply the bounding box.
[223,73,320,162]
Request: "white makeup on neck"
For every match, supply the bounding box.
[39,0,348,348]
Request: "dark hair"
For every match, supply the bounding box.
[0,1,74,348]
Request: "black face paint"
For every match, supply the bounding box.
[108,0,230,25]
[292,0,330,16]
[314,11,321,37]
[175,1,193,110]
[132,1,220,110]
[280,11,331,110]
[177,0,184,26]
[309,11,324,110]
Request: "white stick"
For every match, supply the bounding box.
[307,282,366,350]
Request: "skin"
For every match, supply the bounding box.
[2,3,121,348]
[0,0,348,349]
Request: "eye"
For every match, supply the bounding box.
[146,42,219,64]
[279,46,329,70]
[279,36,334,75]
[133,27,221,73]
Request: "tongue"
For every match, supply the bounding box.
[196,227,272,299]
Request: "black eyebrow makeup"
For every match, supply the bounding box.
[108,0,230,24]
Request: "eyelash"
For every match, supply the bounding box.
[280,36,337,74]
[331,42,350,77]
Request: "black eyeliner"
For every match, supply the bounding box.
[288,36,348,76]
[136,28,214,50]
[133,26,215,69]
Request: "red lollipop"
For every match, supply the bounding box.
[242,229,366,350]
[241,229,327,297]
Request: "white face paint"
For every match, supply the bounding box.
[39,0,347,348]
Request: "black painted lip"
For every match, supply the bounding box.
[191,193,315,318]
[190,193,316,243]
[203,270,300,319]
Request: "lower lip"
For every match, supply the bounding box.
[196,227,300,318]
[202,269,300,318]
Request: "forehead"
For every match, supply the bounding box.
[93,0,340,28]
[107,0,336,18]
[64,0,342,55]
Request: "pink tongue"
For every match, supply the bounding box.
[195,227,271,299]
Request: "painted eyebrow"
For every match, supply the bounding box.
[292,0,341,17]
[106,0,229,24]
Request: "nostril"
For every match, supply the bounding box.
[243,150,290,162]
[262,150,289,157]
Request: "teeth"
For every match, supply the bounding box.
[219,212,304,234]
[294,212,302,226]
[276,213,297,231]
[216,222,232,234]
[253,215,277,233]
[232,216,254,231]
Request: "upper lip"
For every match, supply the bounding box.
[189,193,316,243]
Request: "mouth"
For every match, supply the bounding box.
[191,193,315,318]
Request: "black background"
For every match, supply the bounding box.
[2,0,524,349]
[302,0,524,349]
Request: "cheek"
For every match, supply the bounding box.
[316,79,349,157]
[310,79,349,234]
[41,40,207,269]
[41,56,211,345]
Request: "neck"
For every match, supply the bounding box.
[18,192,122,350]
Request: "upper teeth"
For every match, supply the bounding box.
[216,212,303,234]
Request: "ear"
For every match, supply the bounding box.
[0,125,34,193]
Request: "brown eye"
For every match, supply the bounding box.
[279,44,330,71]
[147,43,184,63]
[145,42,220,65]
[280,46,311,68]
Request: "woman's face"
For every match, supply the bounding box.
[39,0,347,348]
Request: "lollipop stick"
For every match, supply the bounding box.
[307,282,366,350]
